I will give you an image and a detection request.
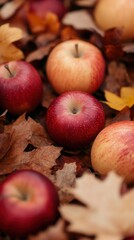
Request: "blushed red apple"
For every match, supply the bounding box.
[0,169,59,238]
[45,91,105,150]
[46,39,106,94]
[91,120,134,183]
[0,61,43,115]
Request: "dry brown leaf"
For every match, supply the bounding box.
[26,42,58,62]
[105,107,131,126]
[0,114,62,179]
[0,23,24,63]
[0,132,12,160]
[17,145,62,182]
[103,28,124,61]
[28,219,69,240]
[60,172,134,239]
[0,0,24,20]
[62,10,103,35]
[75,0,97,7]
[54,163,77,203]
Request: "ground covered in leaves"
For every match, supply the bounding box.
[0,0,134,239]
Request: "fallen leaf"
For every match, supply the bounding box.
[103,28,124,60]
[26,42,58,62]
[27,11,60,34]
[103,90,126,111]
[0,23,24,63]
[0,0,24,20]
[60,172,134,239]
[101,61,131,94]
[54,163,77,203]
[105,107,131,126]
[62,10,103,35]
[103,87,134,111]
[60,26,80,41]
[0,114,62,179]
[28,219,69,240]
[0,132,12,160]
[121,87,134,107]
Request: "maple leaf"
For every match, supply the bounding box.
[0,114,62,181]
[0,23,24,63]
[60,172,134,239]
[103,87,134,111]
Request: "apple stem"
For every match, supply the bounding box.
[75,43,79,58]
[4,64,14,78]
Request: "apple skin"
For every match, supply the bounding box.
[94,0,134,41]
[28,0,67,20]
[0,169,59,238]
[45,91,105,150]
[46,39,106,94]
[91,121,134,183]
[0,61,43,115]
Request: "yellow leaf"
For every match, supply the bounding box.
[0,23,24,63]
[0,23,23,44]
[121,87,134,108]
[103,90,126,111]
[0,43,24,64]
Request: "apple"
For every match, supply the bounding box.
[27,0,67,20]
[91,120,134,183]
[0,169,59,238]
[45,91,105,150]
[0,61,43,115]
[46,39,106,94]
[94,0,134,41]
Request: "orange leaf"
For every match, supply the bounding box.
[27,11,60,34]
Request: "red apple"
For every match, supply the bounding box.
[46,39,106,94]
[0,169,59,238]
[0,61,43,115]
[45,91,105,150]
[91,120,134,183]
[28,0,67,20]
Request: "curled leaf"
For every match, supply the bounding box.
[0,23,24,63]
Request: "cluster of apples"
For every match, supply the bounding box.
[0,37,133,238]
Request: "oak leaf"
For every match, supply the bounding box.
[0,23,24,63]
[60,172,134,239]
[103,87,134,111]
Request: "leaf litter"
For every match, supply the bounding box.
[0,0,134,239]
